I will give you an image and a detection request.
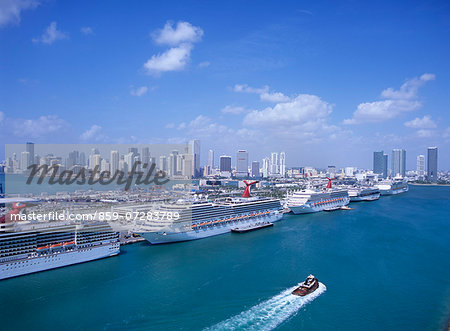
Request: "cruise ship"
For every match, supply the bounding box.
[375,178,409,196]
[137,182,283,244]
[348,186,380,202]
[0,217,119,280]
[287,178,349,214]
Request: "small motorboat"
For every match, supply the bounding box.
[340,205,353,210]
[231,222,273,233]
[292,275,319,296]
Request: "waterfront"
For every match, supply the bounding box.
[0,185,449,330]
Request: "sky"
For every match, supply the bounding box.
[1,0,449,170]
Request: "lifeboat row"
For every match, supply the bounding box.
[191,211,272,229]
[36,241,75,251]
[313,198,344,206]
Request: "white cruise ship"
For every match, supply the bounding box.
[137,196,283,244]
[375,178,409,196]
[0,220,119,280]
[287,188,349,214]
[348,186,380,202]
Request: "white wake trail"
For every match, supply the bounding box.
[205,282,326,331]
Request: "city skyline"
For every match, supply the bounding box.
[1,1,450,169]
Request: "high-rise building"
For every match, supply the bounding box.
[110,150,119,174]
[373,151,388,178]
[383,154,388,178]
[208,149,214,169]
[416,155,425,178]
[219,155,232,172]
[21,151,30,171]
[159,155,167,172]
[327,165,336,177]
[262,157,270,178]
[427,147,438,182]
[279,152,286,177]
[236,150,248,177]
[189,140,200,178]
[182,154,193,178]
[142,147,150,166]
[251,161,260,178]
[392,149,406,177]
[270,152,278,175]
[25,142,34,166]
[91,154,102,170]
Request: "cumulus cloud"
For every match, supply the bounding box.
[344,74,435,124]
[221,105,246,115]
[233,84,290,103]
[80,125,103,141]
[243,94,332,127]
[80,26,93,35]
[13,115,68,138]
[144,21,203,75]
[153,21,203,46]
[416,129,434,138]
[144,43,192,75]
[404,115,436,129]
[0,0,39,27]
[130,86,148,96]
[33,21,67,44]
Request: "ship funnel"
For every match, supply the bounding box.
[242,180,259,198]
[326,177,335,189]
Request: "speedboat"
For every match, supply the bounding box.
[292,275,319,296]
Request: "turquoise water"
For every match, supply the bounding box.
[1,185,449,330]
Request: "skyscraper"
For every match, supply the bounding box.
[110,150,119,174]
[25,142,34,167]
[373,151,388,178]
[251,161,260,178]
[236,150,248,177]
[21,151,30,171]
[262,157,270,178]
[279,152,286,177]
[427,147,438,182]
[416,155,425,178]
[208,149,214,169]
[189,140,200,178]
[219,155,232,172]
[142,147,150,166]
[392,149,406,177]
[270,152,278,175]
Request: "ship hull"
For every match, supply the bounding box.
[350,193,380,202]
[0,242,120,280]
[289,197,350,214]
[139,212,283,244]
[379,186,409,196]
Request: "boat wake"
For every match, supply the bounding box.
[205,282,326,331]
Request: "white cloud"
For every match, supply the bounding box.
[260,91,290,103]
[344,74,435,124]
[243,94,332,127]
[221,105,246,115]
[233,84,290,103]
[33,21,67,44]
[13,115,68,138]
[165,123,175,129]
[0,111,4,122]
[144,43,192,75]
[130,86,148,96]
[404,115,436,129]
[416,129,434,138]
[233,84,268,94]
[153,21,203,46]
[443,127,450,138]
[0,0,39,27]
[80,26,93,35]
[80,125,103,141]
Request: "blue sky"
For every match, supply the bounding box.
[1,0,449,169]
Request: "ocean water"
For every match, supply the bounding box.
[0,185,449,330]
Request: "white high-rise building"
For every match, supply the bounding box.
[91,154,102,170]
[262,157,270,178]
[417,155,425,178]
[279,152,286,177]
[101,159,110,173]
[110,150,119,174]
[208,149,214,169]
[236,150,248,177]
[159,155,167,172]
[182,154,193,178]
[124,153,134,172]
[270,152,278,175]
